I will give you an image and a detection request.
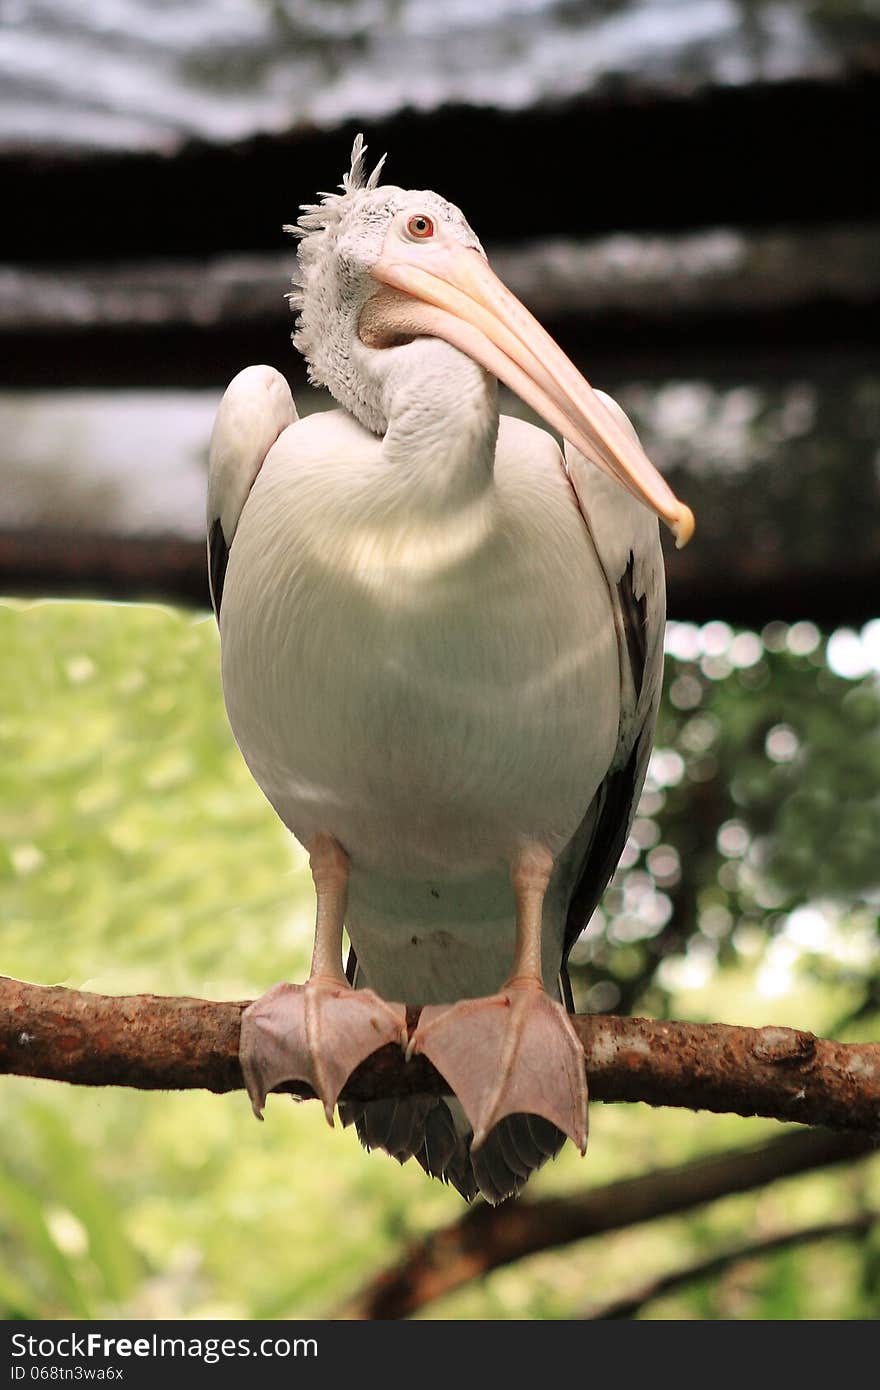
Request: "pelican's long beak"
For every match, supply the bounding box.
[364,229,694,547]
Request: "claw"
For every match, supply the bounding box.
[239,979,407,1122]
[409,984,588,1153]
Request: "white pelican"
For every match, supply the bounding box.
[207,137,693,1203]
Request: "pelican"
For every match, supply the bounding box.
[207,137,692,1203]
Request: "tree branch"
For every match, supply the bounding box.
[336,1129,877,1319]
[579,1213,876,1320]
[4,976,878,1320]
[3,976,879,1134]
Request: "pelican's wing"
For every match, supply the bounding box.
[560,392,667,979]
[207,366,298,619]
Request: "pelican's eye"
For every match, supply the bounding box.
[406,214,435,240]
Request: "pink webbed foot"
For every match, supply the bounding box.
[240,979,407,1124]
[408,982,588,1153]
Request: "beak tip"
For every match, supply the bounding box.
[673,504,695,549]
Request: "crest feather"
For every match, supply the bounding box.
[285,133,387,313]
[346,132,387,192]
[287,134,387,245]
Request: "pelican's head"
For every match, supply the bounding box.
[290,136,693,546]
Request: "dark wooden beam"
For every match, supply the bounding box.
[2,520,878,629]
[3,219,877,388]
[4,299,876,390]
[5,76,880,265]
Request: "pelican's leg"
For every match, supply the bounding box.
[408,844,588,1154]
[239,833,407,1123]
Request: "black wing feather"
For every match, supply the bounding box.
[618,549,648,700]
[208,518,229,622]
[562,734,644,970]
[560,554,652,981]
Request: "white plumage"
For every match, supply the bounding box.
[207,138,690,1202]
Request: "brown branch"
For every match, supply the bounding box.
[337,1129,876,1319]
[4,976,878,1320]
[2,976,880,1134]
[579,1213,877,1320]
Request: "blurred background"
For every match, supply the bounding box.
[1,0,879,1319]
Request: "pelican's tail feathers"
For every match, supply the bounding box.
[337,1095,564,1204]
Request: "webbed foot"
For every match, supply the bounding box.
[240,978,407,1124]
[408,981,588,1152]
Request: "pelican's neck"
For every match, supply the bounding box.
[378,339,499,511]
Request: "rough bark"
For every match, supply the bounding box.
[3,976,879,1134]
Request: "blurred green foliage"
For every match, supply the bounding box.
[1,599,878,1319]
[575,616,880,1030]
